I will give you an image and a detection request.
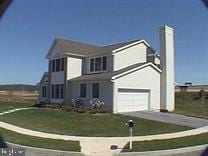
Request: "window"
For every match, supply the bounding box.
[61,58,64,71]
[49,60,52,72]
[52,60,55,72]
[90,58,95,72]
[51,85,55,99]
[51,58,65,72]
[55,84,60,99]
[102,56,107,70]
[56,59,60,72]
[92,83,99,98]
[95,57,102,71]
[60,84,64,99]
[42,86,46,97]
[80,83,87,98]
[51,84,64,99]
[90,56,107,72]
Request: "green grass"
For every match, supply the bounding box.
[0,108,191,137]
[175,92,208,119]
[0,127,80,151]
[123,132,208,152]
[0,101,31,113]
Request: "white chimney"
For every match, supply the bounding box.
[160,25,175,111]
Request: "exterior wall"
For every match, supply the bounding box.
[38,74,48,103]
[113,43,147,71]
[83,54,113,74]
[51,72,64,84]
[113,66,161,113]
[67,80,113,110]
[38,84,48,102]
[67,57,82,80]
[160,25,175,111]
[50,71,64,103]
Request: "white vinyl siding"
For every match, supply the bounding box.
[117,90,149,112]
[67,57,82,80]
[114,65,160,113]
[113,43,147,71]
[67,81,113,109]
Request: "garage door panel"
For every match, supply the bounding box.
[117,90,149,112]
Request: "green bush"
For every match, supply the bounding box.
[63,106,73,112]
[75,108,86,113]
[98,109,111,114]
[89,109,97,114]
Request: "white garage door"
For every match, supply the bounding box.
[117,89,149,112]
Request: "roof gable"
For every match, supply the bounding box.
[47,40,65,59]
[46,38,156,58]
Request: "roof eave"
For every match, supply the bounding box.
[112,39,151,54]
[111,62,161,80]
[64,52,85,58]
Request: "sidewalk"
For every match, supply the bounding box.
[1,108,208,156]
[1,121,208,156]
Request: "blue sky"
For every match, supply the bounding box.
[0,0,207,85]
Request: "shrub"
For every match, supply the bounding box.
[63,106,73,112]
[89,109,98,114]
[71,97,83,108]
[89,99,104,110]
[32,103,45,108]
[97,109,110,114]
[75,108,86,113]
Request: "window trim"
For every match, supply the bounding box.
[89,56,107,73]
[51,58,65,73]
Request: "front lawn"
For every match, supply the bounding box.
[123,132,208,152]
[175,92,208,119]
[0,108,191,137]
[0,127,80,151]
[0,101,31,113]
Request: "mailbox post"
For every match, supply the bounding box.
[126,120,134,150]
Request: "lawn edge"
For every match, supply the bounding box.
[6,141,83,154]
[119,144,208,155]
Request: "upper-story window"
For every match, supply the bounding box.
[56,59,60,71]
[51,58,65,72]
[90,56,107,72]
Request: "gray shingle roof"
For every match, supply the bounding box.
[55,38,143,56]
[69,62,147,82]
[56,38,101,56]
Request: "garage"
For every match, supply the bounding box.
[117,89,150,112]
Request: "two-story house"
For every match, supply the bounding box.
[38,25,175,113]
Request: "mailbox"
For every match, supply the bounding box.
[127,120,134,128]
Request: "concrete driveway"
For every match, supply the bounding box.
[121,111,208,128]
